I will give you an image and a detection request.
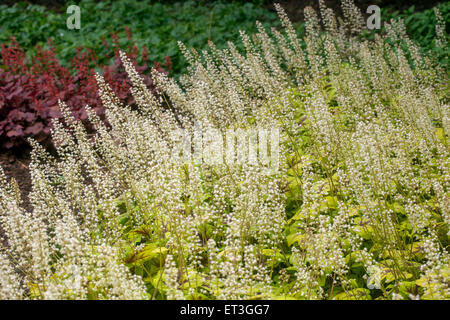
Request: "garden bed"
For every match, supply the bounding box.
[0,0,448,301]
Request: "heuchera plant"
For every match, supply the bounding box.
[0,29,171,149]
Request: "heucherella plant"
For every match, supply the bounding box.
[0,1,448,300]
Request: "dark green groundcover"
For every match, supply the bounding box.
[0,0,448,76]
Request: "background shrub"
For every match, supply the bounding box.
[0,0,279,76]
[0,32,169,149]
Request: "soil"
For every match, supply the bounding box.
[0,0,446,214]
[0,149,33,212]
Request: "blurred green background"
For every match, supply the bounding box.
[0,0,448,76]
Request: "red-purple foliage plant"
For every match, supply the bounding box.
[0,29,171,149]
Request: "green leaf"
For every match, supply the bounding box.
[333,288,371,300]
[286,233,306,247]
[126,244,168,265]
[436,128,446,144]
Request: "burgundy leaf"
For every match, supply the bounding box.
[6,126,23,137]
[23,112,36,122]
[24,122,43,135]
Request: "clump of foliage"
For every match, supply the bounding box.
[0,31,169,149]
[0,1,448,300]
[0,0,279,75]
